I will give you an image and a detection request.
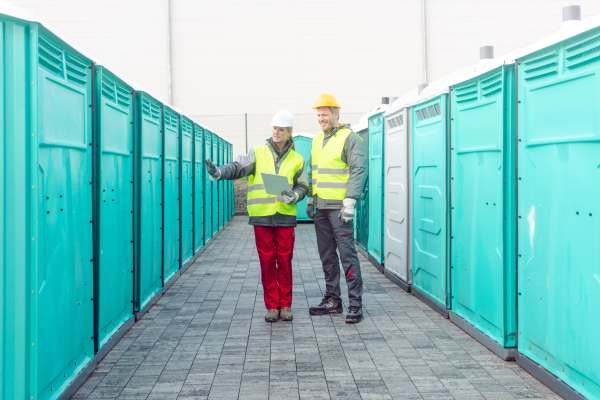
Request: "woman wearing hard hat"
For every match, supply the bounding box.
[205,110,308,322]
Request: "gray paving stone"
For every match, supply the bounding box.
[73,218,563,400]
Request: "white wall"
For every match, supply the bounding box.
[8,0,600,155]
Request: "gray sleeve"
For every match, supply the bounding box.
[217,148,256,180]
[292,160,309,201]
[341,132,367,199]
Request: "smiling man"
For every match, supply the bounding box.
[307,94,367,323]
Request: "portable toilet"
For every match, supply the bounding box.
[134,91,163,315]
[193,123,205,252]
[367,107,387,268]
[383,95,415,291]
[410,80,453,316]
[292,134,313,221]
[449,47,517,360]
[513,11,600,400]
[162,106,181,285]
[204,130,213,241]
[351,117,369,251]
[180,116,194,266]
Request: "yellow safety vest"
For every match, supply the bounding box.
[311,128,352,200]
[247,144,304,217]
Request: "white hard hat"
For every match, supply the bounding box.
[271,110,294,128]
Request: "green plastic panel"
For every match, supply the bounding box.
[180,116,193,265]
[1,19,95,399]
[368,113,384,264]
[218,137,224,230]
[93,66,134,351]
[211,132,219,235]
[163,107,180,284]
[411,94,449,309]
[450,66,516,348]
[204,131,213,241]
[517,28,600,400]
[354,128,369,250]
[229,144,234,220]
[293,135,312,221]
[193,124,204,252]
[134,92,163,312]
[224,141,231,222]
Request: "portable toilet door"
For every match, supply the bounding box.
[292,135,313,221]
[193,124,204,252]
[515,24,600,400]
[180,116,194,266]
[204,131,213,241]
[354,126,369,251]
[383,104,410,290]
[218,137,225,230]
[367,112,385,267]
[134,92,163,314]
[411,94,450,315]
[211,133,219,235]
[93,66,135,352]
[163,107,181,285]
[449,65,517,360]
[228,143,234,220]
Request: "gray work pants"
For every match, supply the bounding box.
[314,209,363,307]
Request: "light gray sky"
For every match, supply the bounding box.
[9,0,600,152]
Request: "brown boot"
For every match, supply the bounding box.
[265,309,279,322]
[280,307,293,321]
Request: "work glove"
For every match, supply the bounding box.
[205,159,221,180]
[281,189,299,204]
[307,197,315,219]
[339,198,356,224]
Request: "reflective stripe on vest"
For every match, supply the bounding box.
[311,128,352,200]
[247,144,304,217]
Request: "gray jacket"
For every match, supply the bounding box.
[311,125,368,210]
[216,138,309,226]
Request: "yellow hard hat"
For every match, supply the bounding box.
[312,93,340,109]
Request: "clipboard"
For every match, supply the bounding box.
[261,173,291,195]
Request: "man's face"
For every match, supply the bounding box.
[316,107,338,131]
[272,126,290,144]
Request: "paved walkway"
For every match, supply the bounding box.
[74,217,560,400]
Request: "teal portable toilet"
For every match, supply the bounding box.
[93,66,135,353]
[368,110,385,268]
[163,106,180,285]
[292,135,313,221]
[134,91,163,315]
[383,97,412,291]
[352,120,369,251]
[211,132,219,235]
[227,142,233,221]
[449,59,517,360]
[0,12,95,399]
[218,137,225,230]
[180,116,194,266]
[204,130,213,241]
[514,19,600,400]
[411,86,450,316]
[193,124,205,252]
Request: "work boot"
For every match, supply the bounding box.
[345,306,363,324]
[309,296,343,315]
[265,309,279,323]
[280,307,293,321]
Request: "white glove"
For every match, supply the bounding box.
[281,189,299,205]
[339,198,356,223]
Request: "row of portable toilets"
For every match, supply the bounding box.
[353,16,599,400]
[0,12,234,400]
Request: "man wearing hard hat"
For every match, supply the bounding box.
[205,110,308,323]
[308,94,367,323]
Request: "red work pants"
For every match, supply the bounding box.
[253,226,295,310]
